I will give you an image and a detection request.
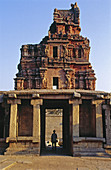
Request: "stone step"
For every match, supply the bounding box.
[4,147,40,155]
[0,161,16,170]
[73,147,105,152]
[0,157,7,163]
[73,150,110,157]
[74,152,110,157]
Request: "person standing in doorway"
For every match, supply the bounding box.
[51,130,57,149]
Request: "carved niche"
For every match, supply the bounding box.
[40,71,47,89]
[65,71,71,89]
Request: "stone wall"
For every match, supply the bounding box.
[79,100,96,137]
[46,68,66,89]
[18,100,33,136]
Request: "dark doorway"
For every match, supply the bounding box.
[53,77,58,89]
[40,99,73,156]
[53,46,58,58]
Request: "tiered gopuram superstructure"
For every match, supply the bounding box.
[15,2,96,90]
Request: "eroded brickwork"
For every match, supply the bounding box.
[15,2,96,90]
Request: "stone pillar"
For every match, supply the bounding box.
[92,100,103,138]
[103,104,111,144]
[31,99,43,144]
[7,98,21,141]
[69,99,82,138]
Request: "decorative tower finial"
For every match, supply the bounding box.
[71,2,78,9]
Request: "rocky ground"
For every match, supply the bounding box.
[0,155,111,170]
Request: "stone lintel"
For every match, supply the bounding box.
[82,96,94,100]
[69,99,82,105]
[7,99,21,105]
[31,99,43,106]
[42,94,72,100]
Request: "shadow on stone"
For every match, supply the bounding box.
[41,146,66,156]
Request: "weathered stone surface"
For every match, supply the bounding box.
[0,3,111,157]
[15,2,96,91]
[92,100,103,138]
[31,99,43,106]
[0,160,16,169]
[9,104,18,139]
[103,105,111,144]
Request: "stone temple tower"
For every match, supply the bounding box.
[15,2,96,90]
[1,3,111,157]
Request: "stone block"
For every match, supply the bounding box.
[31,99,43,106]
[7,99,21,105]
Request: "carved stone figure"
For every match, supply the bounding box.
[40,72,47,89]
[42,77,47,89]
[65,72,71,89]
[71,74,75,88]
[63,46,68,58]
